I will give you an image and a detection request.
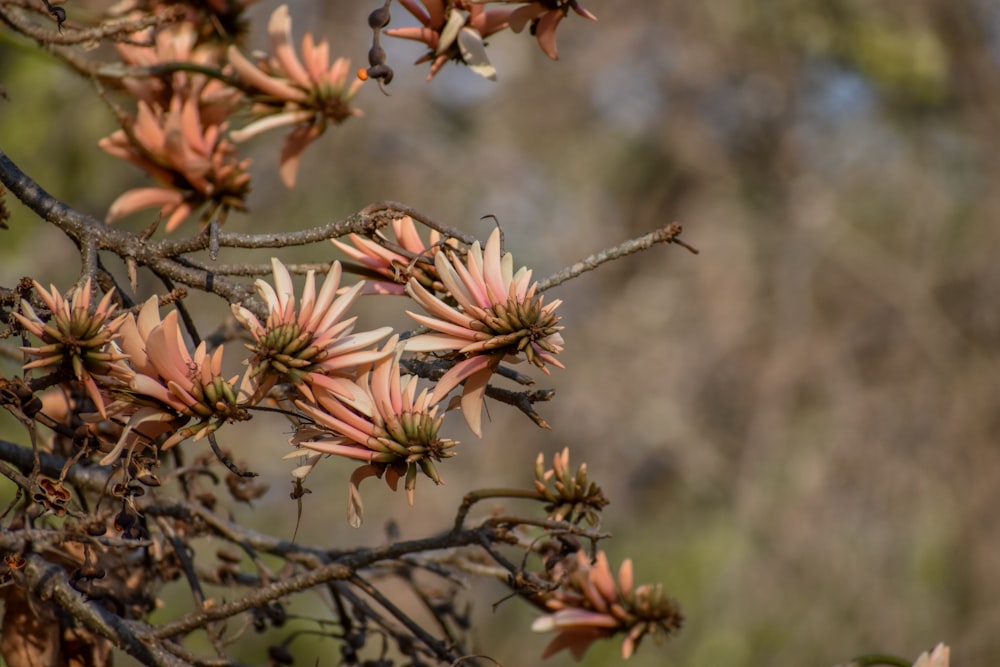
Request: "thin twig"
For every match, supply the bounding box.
[538,222,698,292]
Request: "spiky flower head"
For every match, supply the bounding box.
[99,297,246,465]
[100,97,252,231]
[289,336,458,527]
[534,448,608,526]
[14,279,127,418]
[331,216,456,296]
[404,227,564,435]
[531,551,683,660]
[227,4,364,187]
[232,258,392,403]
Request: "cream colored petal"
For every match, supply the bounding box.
[310,263,351,332]
[405,280,475,329]
[270,258,295,316]
[402,332,473,353]
[227,45,309,103]
[406,311,478,341]
[268,5,312,88]
[229,109,314,143]
[481,228,508,303]
[106,187,184,224]
[433,251,479,311]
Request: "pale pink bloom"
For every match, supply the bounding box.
[531,551,682,660]
[113,20,237,113]
[508,1,597,61]
[14,279,128,419]
[100,297,245,465]
[387,0,516,80]
[231,258,393,403]
[288,336,458,527]
[331,216,455,295]
[227,4,364,187]
[913,644,950,667]
[404,228,564,436]
[100,97,251,231]
[99,17,247,232]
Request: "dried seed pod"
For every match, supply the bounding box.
[368,5,390,29]
[368,45,386,67]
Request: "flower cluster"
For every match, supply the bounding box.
[531,550,684,660]
[97,3,363,230]
[534,448,608,526]
[227,5,364,187]
[232,258,392,403]
[99,297,247,464]
[91,2,597,233]
[13,218,565,527]
[331,215,455,295]
[14,279,127,418]
[405,227,564,435]
[290,337,458,527]
[388,0,597,80]
[99,21,250,231]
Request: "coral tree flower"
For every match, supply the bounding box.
[387,0,516,80]
[531,551,683,660]
[227,4,364,187]
[331,216,454,295]
[404,228,564,436]
[289,336,458,527]
[232,258,393,403]
[100,98,251,231]
[508,0,598,60]
[534,448,609,525]
[99,297,246,465]
[14,279,127,419]
[99,21,249,232]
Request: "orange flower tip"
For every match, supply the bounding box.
[357,68,369,81]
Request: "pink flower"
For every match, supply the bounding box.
[404,228,564,436]
[99,297,246,465]
[227,4,364,187]
[387,0,517,80]
[113,20,239,118]
[231,258,393,404]
[100,97,251,231]
[531,551,683,660]
[534,448,608,525]
[331,215,455,295]
[288,336,458,527]
[14,279,128,419]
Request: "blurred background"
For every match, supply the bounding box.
[3,0,1000,665]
